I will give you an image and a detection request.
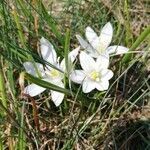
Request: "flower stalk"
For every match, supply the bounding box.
[64,28,70,76]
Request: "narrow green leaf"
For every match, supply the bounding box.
[15,0,31,18]
[122,25,150,63]
[124,0,133,45]
[0,58,7,114]
[25,73,71,95]
[12,8,26,49]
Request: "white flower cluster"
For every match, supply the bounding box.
[23,22,129,106]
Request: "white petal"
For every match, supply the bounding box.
[82,78,96,93]
[96,54,110,70]
[24,83,46,97]
[95,80,109,91]
[88,51,100,58]
[68,46,80,63]
[106,45,129,55]
[79,51,96,72]
[40,37,57,64]
[23,62,45,77]
[85,26,99,49]
[51,91,64,107]
[60,46,80,72]
[76,34,95,53]
[98,22,113,53]
[70,70,86,84]
[60,58,71,73]
[51,81,64,106]
[60,59,65,72]
[101,69,114,80]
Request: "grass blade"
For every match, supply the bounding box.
[122,25,150,63]
[25,73,71,95]
[0,58,7,114]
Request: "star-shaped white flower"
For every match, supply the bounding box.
[23,37,79,106]
[76,22,129,58]
[70,51,113,93]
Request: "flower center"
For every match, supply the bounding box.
[97,44,105,54]
[49,69,60,78]
[90,71,100,82]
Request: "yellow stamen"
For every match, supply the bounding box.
[90,71,100,82]
[50,69,60,78]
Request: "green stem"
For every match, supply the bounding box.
[18,102,26,150]
[64,28,70,76]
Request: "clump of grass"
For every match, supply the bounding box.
[0,0,149,149]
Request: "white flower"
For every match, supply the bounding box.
[23,37,79,106]
[76,22,129,58]
[70,51,113,93]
